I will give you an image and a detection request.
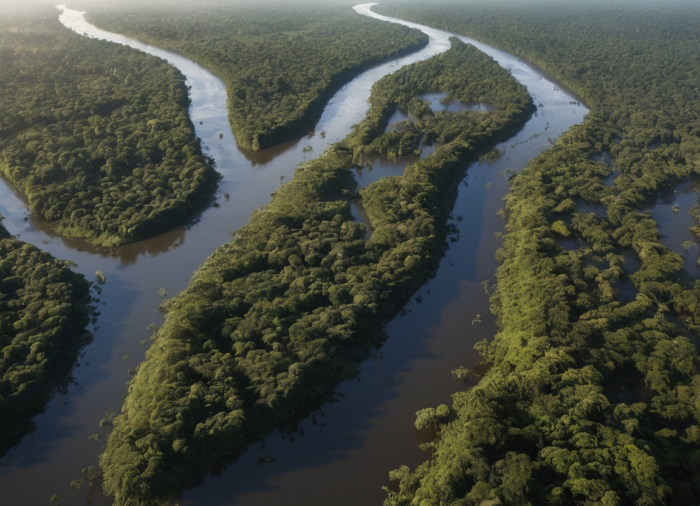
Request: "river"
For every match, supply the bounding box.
[0,3,587,505]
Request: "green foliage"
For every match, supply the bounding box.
[452,366,473,382]
[0,222,93,446]
[0,11,218,246]
[98,42,532,505]
[346,39,533,161]
[373,1,700,504]
[415,408,439,432]
[85,2,429,151]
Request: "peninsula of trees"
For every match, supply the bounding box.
[0,10,218,247]
[83,1,429,151]
[372,1,700,504]
[0,220,94,449]
[98,39,534,506]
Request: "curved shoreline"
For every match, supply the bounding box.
[0,5,586,506]
[78,5,430,152]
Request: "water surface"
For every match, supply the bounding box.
[0,3,588,505]
[181,5,590,506]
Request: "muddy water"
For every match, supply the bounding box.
[0,3,586,505]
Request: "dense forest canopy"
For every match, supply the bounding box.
[98,40,533,506]
[82,1,429,151]
[0,220,93,448]
[0,10,218,246]
[369,1,700,504]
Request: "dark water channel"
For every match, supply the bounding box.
[647,176,700,277]
[0,3,587,505]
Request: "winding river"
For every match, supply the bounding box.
[0,4,587,505]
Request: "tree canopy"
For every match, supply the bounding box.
[0,220,94,448]
[372,1,700,504]
[84,1,429,151]
[98,40,533,506]
[0,11,218,246]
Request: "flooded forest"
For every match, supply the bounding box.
[1,1,700,505]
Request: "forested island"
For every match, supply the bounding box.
[3,1,700,505]
[98,39,534,506]
[82,2,429,151]
[0,10,217,247]
[0,219,93,449]
[368,1,700,504]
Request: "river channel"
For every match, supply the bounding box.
[0,4,587,505]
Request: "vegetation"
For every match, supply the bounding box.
[0,220,94,448]
[368,1,700,504]
[0,11,218,246]
[84,1,429,151]
[98,40,533,505]
[347,38,532,162]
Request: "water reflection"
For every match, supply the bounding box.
[354,142,437,189]
[179,5,588,506]
[383,92,493,132]
[236,138,303,166]
[0,3,589,506]
[647,176,700,276]
[0,3,469,505]
[349,200,374,239]
[16,211,189,265]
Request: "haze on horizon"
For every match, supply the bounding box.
[0,0,697,14]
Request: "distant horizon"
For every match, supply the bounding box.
[1,0,698,12]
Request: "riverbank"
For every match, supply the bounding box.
[0,221,94,450]
[0,10,217,247]
[374,2,700,504]
[98,36,535,506]
[0,5,585,505]
[82,2,429,151]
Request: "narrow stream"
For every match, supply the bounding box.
[0,3,587,505]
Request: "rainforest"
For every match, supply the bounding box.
[84,2,429,151]
[374,1,700,504]
[0,11,218,246]
[1,1,699,506]
[0,217,94,450]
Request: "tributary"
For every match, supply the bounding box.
[0,4,587,504]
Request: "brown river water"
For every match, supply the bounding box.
[0,3,589,505]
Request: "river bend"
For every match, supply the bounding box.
[0,4,586,505]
